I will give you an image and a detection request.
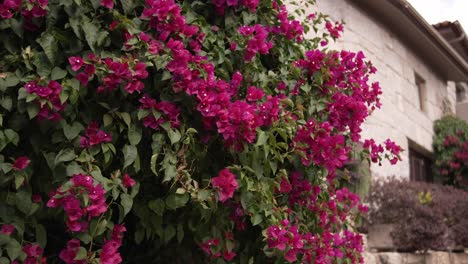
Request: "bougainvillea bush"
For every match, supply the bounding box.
[433,115,468,188]
[0,0,400,263]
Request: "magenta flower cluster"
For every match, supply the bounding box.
[47,174,107,232]
[138,95,181,130]
[199,232,237,261]
[139,1,285,150]
[325,21,344,39]
[239,25,273,61]
[0,0,48,31]
[294,120,349,176]
[25,80,66,121]
[79,122,112,148]
[363,138,401,165]
[69,55,148,94]
[266,172,367,263]
[211,168,239,202]
[99,225,126,264]
[59,239,85,264]
[210,0,259,15]
[272,4,304,42]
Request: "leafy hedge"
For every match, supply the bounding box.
[367,178,468,252]
[0,0,400,263]
[433,115,468,187]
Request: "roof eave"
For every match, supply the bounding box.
[349,0,468,82]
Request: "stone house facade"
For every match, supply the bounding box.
[312,0,468,180]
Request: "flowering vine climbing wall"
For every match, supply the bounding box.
[0,0,401,263]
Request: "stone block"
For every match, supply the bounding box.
[452,253,468,264]
[368,224,395,250]
[401,253,426,264]
[378,252,402,264]
[363,252,378,264]
[426,251,451,264]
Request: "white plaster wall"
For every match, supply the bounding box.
[305,0,456,178]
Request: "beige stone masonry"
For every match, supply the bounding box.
[308,0,457,179]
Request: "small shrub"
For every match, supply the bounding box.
[433,115,468,187]
[367,178,468,251]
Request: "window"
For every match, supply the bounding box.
[456,83,466,103]
[409,147,433,182]
[415,73,426,112]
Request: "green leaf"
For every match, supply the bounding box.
[121,0,135,14]
[163,225,176,244]
[74,247,87,260]
[4,129,19,145]
[15,190,32,215]
[120,112,131,127]
[150,154,158,176]
[0,234,11,246]
[63,122,84,141]
[103,114,113,127]
[167,129,181,145]
[66,162,85,176]
[0,96,13,111]
[76,233,92,244]
[5,75,19,88]
[128,125,142,146]
[165,193,189,210]
[26,104,39,119]
[10,18,23,38]
[163,163,176,182]
[122,145,137,169]
[54,148,75,165]
[35,224,47,248]
[197,190,211,202]
[134,229,144,244]
[176,224,184,243]
[94,219,107,236]
[37,32,58,64]
[14,175,24,190]
[251,213,263,226]
[6,239,22,260]
[120,193,133,216]
[82,19,99,52]
[148,199,165,216]
[0,257,10,264]
[255,130,268,146]
[51,67,67,80]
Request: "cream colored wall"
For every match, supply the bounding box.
[305,0,456,178]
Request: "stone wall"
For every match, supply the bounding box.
[361,234,468,264]
[364,251,468,264]
[306,0,457,179]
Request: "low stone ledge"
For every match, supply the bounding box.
[363,251,468,264]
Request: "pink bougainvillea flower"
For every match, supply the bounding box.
[212,168,238,202]
[12,156,30,170]
[246,86,265,101]
[23,243,46,264]
[109,20,118,31]
[59,239,84,264]
[122,173,136,188]
[80,122,112,148]
[68,56,84,71]
[223,249,236,261]
[0,224,15,235]
[76,72,89,86]
[199,238,220,255]
[100,225,126,264]
[100,0,113,9]
[278,177,292,193]
[32,194,42,203]
[284,249,298,262]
